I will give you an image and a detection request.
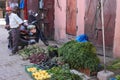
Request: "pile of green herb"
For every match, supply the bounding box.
[58,40,100,72]
[18,44,45,59]
[116,75,120,80]
[47,64,83,80]
[107,59,120,70]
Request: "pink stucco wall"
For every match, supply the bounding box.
[54,0,67,40]
[54,0,85,40]
[113,0,120,58]
[54,0,120,57]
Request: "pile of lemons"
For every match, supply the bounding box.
[32,70,51,80]
[27,67,51,80]
[27,67,37,72]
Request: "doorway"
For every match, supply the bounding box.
[84,0,116,48]
[66,0,77,36]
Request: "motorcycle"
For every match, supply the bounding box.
[8,23,37,50]
[8,14,49,50]
[28,12,49,46]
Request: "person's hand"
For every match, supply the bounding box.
[5,25,10,30]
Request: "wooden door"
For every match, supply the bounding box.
[85,0,116,48]
[27,0,39,14]
[43,0,54,39]
[66,0,77,35]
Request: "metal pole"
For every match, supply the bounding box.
[100,0,106,72]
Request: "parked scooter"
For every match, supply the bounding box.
[8,22,37,50]
[8,12,49,50]
[28,12,49,46]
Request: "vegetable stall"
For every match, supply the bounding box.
[18,40,101,80]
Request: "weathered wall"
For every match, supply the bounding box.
[54,0,85,40]
[27,0,39,13]
[113,0,120,58]
[0,8,3,18]
[54,0,67,40]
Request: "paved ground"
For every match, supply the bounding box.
[0,18,6,25]
[0,26,33,80]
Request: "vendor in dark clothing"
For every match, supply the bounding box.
[28,10,40,43]
[28,11,36,23]
[5,13,9,25]
[5,11,10,30]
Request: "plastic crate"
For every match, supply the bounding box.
[109,78,117,80]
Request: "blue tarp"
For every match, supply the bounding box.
[19,0,24,9]
[75,34,88,42]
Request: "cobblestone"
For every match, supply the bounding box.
[0,26,32,80]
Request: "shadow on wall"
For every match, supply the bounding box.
[55,27,61,40]
[55,27,69,43]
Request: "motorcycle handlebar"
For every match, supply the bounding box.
[30,19,43,25]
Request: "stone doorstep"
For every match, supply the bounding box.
[70,69,97,80]
[97,70,114,80]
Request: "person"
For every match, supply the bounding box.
[6,7,23,55]
[28,10,40,43]
[12,6,20,17]
[5,7,11,49]
[5,6,20,29]
[28,10,49,46]
[5,7,10,30]
[28,10,36,23]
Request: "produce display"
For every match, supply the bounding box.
[47,65,83,80]
[107,59,120,70]
[38,57,58,70]
[58,40,100,72]
[25,64,83,80]
[110,75,120,80]
[32,70,51,80]
[21,41,100,79]
[27,67,37,73]
[47,45,58,59]
[115,75,120,80]
[26,65,51,80]
[18,44,45,59]
[29,53,48,64]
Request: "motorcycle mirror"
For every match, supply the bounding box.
[34,13,38,17]
[23,20,28,23]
